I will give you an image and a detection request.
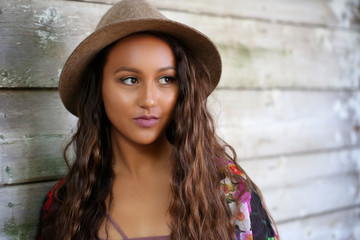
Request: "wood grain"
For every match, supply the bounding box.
[0,90,76,139]
[0,181,57,240]
[164,10,360,89]
[244,149,360,223]
[240,148,360,190]
[262,174,360,222]
[77,0,360,29]
[277,206,360,240]
[1,0,359,89]
[0,0,108,88]
[0,90,76,185]
[210,90,360,158]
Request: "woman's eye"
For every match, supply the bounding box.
[159,76,175,84]
[122,77,138,85]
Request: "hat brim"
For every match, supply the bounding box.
[59,18,222,116]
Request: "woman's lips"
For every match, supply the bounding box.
[133,115,159,127]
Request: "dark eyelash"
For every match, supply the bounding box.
[161,76,177,82]
[121,76,136,80]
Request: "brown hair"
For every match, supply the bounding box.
[39,32,277,239]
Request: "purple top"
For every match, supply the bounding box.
[97,212,170,240]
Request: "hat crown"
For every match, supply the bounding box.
[96,0,166,30]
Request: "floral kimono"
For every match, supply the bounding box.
[222,162,279,240]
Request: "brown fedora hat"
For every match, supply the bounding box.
[59,0,222,116]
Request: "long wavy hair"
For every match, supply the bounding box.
[39,32,277,239]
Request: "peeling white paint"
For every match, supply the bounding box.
[351,152,360,179]
[299,209,308,217]
[35,30,57,47]
[279,155,287,167]
[332,94,360,132]
[338,42,360,87]
[350,132,357,144]
[348,94,360,125]
[329,0,360,28]
[348,185,357,196]
[334,131,343,144]
[315,29,334,52]
[355,227,360,240]
[332,100,349,119]
[264,91,275,107]
[34,7,60,26]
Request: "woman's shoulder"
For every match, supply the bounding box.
[221,162,279,240]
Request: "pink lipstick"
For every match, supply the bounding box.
[133,115,159,127]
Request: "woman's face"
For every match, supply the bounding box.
[102,34,179,145]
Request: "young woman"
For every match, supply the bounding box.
[37,0,279,239]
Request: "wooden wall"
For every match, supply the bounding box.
[1,0,360,239]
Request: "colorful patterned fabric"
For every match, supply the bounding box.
[40,179,64,222]
[222,161,279,240]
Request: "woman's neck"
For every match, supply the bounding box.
[110,129,173,179]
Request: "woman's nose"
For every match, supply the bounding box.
[138,80,156,109]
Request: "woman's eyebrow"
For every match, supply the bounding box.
[114,67,141,73]
[157,66,176,73]
[114,66,175,73]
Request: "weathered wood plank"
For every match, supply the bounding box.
[0,90,76,139]
[78,0,360,29]
[210,90,360,158]
[167,11,360,89]
[243,148,360,222]
[0,137,69,185]
[1,90,359,184]
[0,90,76,185]
[0,181,57,240]
[240,148,360,190]
[262,174,360,222]
[1,0,359,89]
[277,206,360,240]
[0,0,108,88]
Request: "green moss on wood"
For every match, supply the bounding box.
[216,42,251,68]
[216,42,292,69]
[2,215,34,240]
[5,166,14,179]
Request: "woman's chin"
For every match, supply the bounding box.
[130,132,167,146]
